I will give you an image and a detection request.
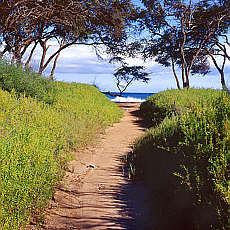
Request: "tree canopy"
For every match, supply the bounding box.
[0,0,229,91]
[134,0,230,89]
[0,0,135,76]
[109,56,150,96]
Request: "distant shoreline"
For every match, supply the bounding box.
[103,92,154,103]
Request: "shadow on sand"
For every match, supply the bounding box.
[41,103,153,230]
[43,162,153,230]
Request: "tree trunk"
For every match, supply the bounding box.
[171,56,181,90]
[25,41,38,71]
[50,39,65,81]
[180,18,189,89]
[174,72,181,90]
[14,47,22,66]
[184,70,190,88]
[181,64,186,88]
[208,49,229,92]
[183,78,190,89]
[220,71,228,91]
[50,52,60,81]
[39,40,49,74]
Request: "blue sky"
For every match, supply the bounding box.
[26,0,230,93]
[1,0,229,93]
[35,42,230,93]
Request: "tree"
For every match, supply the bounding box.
[137,0,229,89]
[113,57,150,96]
[0,0,134,78]
[104,57,150,96]
[205,36,230,91]
[113,65,150,96]
[0,1,53,64]
[191,0,230,91]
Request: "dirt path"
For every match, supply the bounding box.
[40,103,152,230]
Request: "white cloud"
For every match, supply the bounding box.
[208,45,230,68]
[22,40,230,92]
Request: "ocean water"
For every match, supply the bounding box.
[104,92,155,102]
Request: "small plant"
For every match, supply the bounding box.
[0,61,56,104]
[0,66,122,229]
[127,88,230,229]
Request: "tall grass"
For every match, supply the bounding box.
[0,61,56,104]
[125,88,230,229]
[0,90,69,229]
[140,88,222,127]
[53,82,122,147]
[0,62,122,229]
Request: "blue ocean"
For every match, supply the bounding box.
[104,92,155,102]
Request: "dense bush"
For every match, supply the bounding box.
[0,90,69,229]
[0,61,56,104]
[125,89,230,229]
[0,63,122,229]
[53,82,123,147]
[140,88,222,127]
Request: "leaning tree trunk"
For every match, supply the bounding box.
[220,70,229,92]
[50,39,65,81]
[184,70,190,89]
[25,41,38,71]
[208,50,229,93]
[50,52,60,81]
[171,56,181,90]
[39,40,49,74]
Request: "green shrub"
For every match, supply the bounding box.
[124,115,182,180]
[0,90,69,229]
[127,89,230,229]
[0,61,56,104]
[53,82,123,147]
[0,79,122,229]
[177,95,230,229]
[140,88,222,127]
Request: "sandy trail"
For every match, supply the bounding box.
[40,103,152,230]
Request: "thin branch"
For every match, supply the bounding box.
[25,41,38,69]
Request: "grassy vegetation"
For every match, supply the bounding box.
[125,88,230,229]
[0,61,56,104]
[53,82,122,147]
[140,88,223,127]
[0,61,122,229]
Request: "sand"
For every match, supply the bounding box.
[29,103,152,230]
